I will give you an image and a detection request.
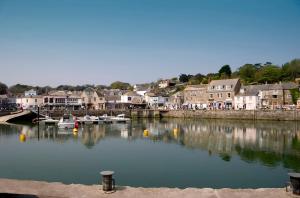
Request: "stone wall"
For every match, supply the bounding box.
[161,110,300,121]
[37,109,300,121]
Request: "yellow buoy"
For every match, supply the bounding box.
[173,128,179,138]
[143,129,149,137]
[19,134,26,142]
[73,128,78,133]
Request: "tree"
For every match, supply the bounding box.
[218,65,232,78]
[237,64,257,84]
[255,65,282,83]
[179,74,193,83]
[188,73,204,85]
[110,81,131,90]
[0,82,8,95]
[282,59,300,81]
[8,84,33,95]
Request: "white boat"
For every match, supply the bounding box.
[77,115,103,124]
[111,114,130,123]
[39,116,59,125]
[58,114,75,129]
[99,114,113,124]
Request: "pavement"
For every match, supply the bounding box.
[0,179,296,198]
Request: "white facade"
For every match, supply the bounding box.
[24,89,37,97]
[16,96,43,109]
[234,95,259,110]
[145,95,169,108]
[120,92,143,104]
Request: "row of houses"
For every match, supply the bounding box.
[182,79,298,110]
[1,78,299,111]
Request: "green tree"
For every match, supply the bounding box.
[0,82,8,95]
[179,74,193,83]
[282,59,300,81]
[8,84,33,95]
[218,65,232,78]
[237,64,257,84]
[255,65,282,83]
[110,81,131,90]
[188,73,204,85]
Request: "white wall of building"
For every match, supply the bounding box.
[16,97,43,109]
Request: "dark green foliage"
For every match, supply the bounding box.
[290,88,300,104]
[110,81,131,90]
[255,65,282,83]
[237,64,257,84]
[0,82,8,95]
[218,65,232,78]
[179,74,193,83]
[282,59,300,81]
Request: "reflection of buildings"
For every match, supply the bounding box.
[1,119,300,170]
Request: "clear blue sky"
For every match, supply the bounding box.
[0,0,300,86]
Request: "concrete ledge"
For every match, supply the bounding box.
[0,179,291,198]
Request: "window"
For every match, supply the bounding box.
[231,85,233,88]
[128,97,132,101]
[82,97,85,101]
[210,94,213,98]
[26,99,28,103]
[227,93,231,98]
[44,98,48,103]
[94,97,96,102]
[49,98,53,103]
[212,86,215,90]
[35,99,37,103]
[272,95,277,99]
[222,85,225,89]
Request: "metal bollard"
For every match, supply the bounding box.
[100,171,115,192]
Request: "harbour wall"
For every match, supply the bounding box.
[38,109,300,121]
[160,109,300,121]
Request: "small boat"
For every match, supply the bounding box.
[82,115,94,125]
[111,114,130,123]
[58,114,75,129]
[39,116,59,125]
[99,114,113,124]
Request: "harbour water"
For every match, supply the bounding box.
[0,119,299,188]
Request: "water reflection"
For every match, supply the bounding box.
[1,119,300,171]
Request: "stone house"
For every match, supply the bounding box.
[258,82,298,109]
[165,91,184,110]
[183,84,208,109]
[158,80,176,89]
[207,78,241,109]
[81,88,105,110]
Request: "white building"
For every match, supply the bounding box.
[121,91,143,104]
[234,86,260,110]
[24,89,37,97]
[43,90,82,110]
[145,92,169,108]
[16,96,43,109]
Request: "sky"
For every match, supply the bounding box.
[0,0,300,87]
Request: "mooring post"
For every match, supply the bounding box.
[100,171,115,193]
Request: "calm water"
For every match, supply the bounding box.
[0,119,300,188]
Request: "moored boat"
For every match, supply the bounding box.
[110,114,130,123]
[58,114,75,129]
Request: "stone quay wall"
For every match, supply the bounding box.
[37,109,300,121]
[161,109,300,121]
